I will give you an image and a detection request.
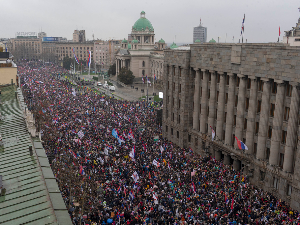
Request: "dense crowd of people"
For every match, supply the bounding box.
[18,60,300,224]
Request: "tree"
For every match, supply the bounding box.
[108,63,116,76]
[63,56,72,70]
[118,67,135,85]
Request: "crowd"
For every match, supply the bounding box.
[18,60,300,224]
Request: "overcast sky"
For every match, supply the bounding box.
[2,0,300,44]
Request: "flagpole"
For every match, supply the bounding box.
[147,75,148,105]
[153,73,154,94]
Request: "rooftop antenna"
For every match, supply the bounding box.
[92,30,94,41]
[200,18,202,26]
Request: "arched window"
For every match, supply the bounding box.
[142,70,145,76]
[142,61,145,67]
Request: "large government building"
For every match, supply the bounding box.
[162,42,300,210]
[116,11,166,80]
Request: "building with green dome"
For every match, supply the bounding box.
[116,11,166,80]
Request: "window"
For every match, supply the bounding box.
[235,95,238,107]
[234,115,236,126]
[142,61,145,67]
[172,98,174,106]
[178,100,181,108]
[257,100,262,113]
[255,122,259,134]
[258,80,264,91]
[286,84,292,97]
[224,112,227,123]
[173,82,175,91]
[266,148,270,160]
[217,74,220,83]
[171,128,173,135]
[188,134,191,142]
[172,113,174,121]
[282,130,287,144]
[179,67,182,77]
[177,131,179,138]
[268,126,272,139]
[236,76,240,87]
[215,109,218,120]
[247,78,251,89]
[209,74,211,81]
[208,90,210,99]
[232,134,235,147]
[272,82,277,94]
[166,126,168,132]
[173,66,175,76]
[245,98,249,111]
[168,81,169,90]
[223,130,225,141]
[142,70,145,76]
[284,107,290,121]
[178,115,180,124]
[201,72,203,80]
[244,119,247,130]
[270,104,275,117]
[179,84,181,93]
[200,87,202,97]
[225,93,228,104]
[216,91,219,102]
[279,153,284,169]
[226,75,230,85]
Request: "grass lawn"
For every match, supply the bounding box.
[139,95,162,102]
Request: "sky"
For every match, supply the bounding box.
[2,0,300,44]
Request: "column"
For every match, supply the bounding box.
[208,71,216,137]
[269,82,285,165]
[215,150,222,161]
[224,154,231,165]
[245,77,258,154]
[216,73,225,140]
[257,80,271,159]
[283,85,300,172]
[225,73,236,145]
[235,75,247,148]
[193,69,200,130]
[200,69,209,133]
[233,159,241,171]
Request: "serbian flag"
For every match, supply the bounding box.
[72,48,79,64]
[241,14,245,35]
[154,74,157,81]
[235,136,248,150]
[87,50,91,67]
[142,77,145,84]
[210,126,215,141]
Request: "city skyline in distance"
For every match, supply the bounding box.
[2,0,300,44]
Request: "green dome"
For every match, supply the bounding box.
[128,44,131,49]
[195,39,201,43]
[209,38,216,43]
[158,38,165,43]
[132,11,154,31]
[132,39,138,44]
[170,42,178,49]
[122,38,128,43]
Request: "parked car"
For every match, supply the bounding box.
[97,82,102,86]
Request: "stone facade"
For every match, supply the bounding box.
[163,43,300,211]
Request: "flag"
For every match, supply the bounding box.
[112,129,118,138]
[210,126,215,141]
[72,48,80,64]
[129,190,135,200]
[160,146,164,154]
[241,14,245,36]
[279,26,281,36]
[117,186,121,194]
[87,50,91,67]
[79,165,84,175]
[235,136,248,150]
[77,130,84,139]
[154,74,157,81]
[129,146,135,159]
[192,182,196,193]
[231,197,234,210]
[131,171,139,182]
[191,170,196,176]
[142,77,145,84]
[153,159,160,167]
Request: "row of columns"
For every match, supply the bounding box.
[192,69,300,173]
[116,59,128,75]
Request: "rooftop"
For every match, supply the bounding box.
[0,86,71,225]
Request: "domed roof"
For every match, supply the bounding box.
[132,11,154,31]
[128,44,131,49]
[209,38,216,43]
[195,39,201,43]
[122,38,128,43]
[170,42,178,49]
[132,39,139,44]
[158,38,165,43]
